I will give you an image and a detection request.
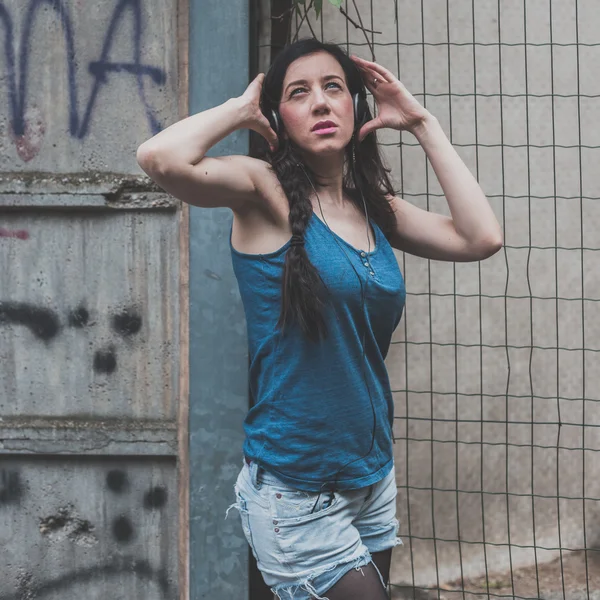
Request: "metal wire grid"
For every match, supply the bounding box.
[253,1,599,598]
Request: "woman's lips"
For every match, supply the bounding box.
[313,127,337,135]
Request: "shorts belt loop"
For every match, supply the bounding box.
[250,460,263,490]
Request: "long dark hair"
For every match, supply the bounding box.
[250,38,399,343]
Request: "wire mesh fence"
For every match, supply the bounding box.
[251,1,600,599]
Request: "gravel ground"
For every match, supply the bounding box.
[389,551,600,600]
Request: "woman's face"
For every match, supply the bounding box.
[278,51,354,156]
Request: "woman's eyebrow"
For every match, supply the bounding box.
[284,74,344,92]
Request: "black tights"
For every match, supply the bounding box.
[321,548,392,600]
[251,548,392,600]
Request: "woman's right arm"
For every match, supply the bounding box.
[136,74,278,212]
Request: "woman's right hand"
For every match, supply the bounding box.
[238,73,279,152]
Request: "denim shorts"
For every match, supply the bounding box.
[225,457,402,600]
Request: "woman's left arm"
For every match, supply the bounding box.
[387,114,503,262]
[351,55,503,262]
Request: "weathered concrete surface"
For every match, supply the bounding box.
[0,456,178,600]
[0,210,179,420]
[0,0,178,173]
[187,0,252,597]
[0,0,181,598]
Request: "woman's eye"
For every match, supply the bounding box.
[290,82,342,96]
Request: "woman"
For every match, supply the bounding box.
[137,38,502,600]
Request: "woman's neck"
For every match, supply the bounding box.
[301,157,347,207]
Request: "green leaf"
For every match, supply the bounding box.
[329,0,343,7]
[292,0,305,17]
[314,0,323,18]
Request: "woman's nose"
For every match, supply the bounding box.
[312,93,330,112]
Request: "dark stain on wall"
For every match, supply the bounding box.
[0,470,24,506]
[0,302,61,341]
[0,301,143,374]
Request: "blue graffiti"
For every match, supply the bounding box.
[0,0,166,139]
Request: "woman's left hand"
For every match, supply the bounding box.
[350,55,431,141]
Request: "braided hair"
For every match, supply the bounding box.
[249,38,399,343]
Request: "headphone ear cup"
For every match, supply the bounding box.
[353,92,369,129]
[261,106,280,137]
[270,109,280,135]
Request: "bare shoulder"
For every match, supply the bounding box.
[231,158,292,255]
[246,157,288,215]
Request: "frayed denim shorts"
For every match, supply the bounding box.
[225,457,402,600]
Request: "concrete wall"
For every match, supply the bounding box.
[260,0,600,590]
[187,0,251,598]
[0,0,182,598]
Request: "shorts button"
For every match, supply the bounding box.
[274,527,280,533]
[276,493,282,499]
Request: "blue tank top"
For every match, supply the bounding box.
[230,211,406,492]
